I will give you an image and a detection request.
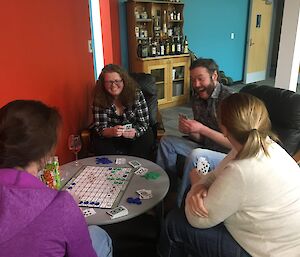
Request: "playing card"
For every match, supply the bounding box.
[134,167,148,175]
[115,158,126,165]
[82,208,96,218]
[136,189,153,199]
[124,124,132,130]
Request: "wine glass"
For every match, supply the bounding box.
[68,134,82,166]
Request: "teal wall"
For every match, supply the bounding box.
[119,0,249,82]
[119,0,129,70]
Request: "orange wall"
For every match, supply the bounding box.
[0,1,95,164]
[0,1,122,164]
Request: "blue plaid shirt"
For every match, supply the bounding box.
[192,83,232,153]
[93,89,150,138]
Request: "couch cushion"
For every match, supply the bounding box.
[240,84,300,156]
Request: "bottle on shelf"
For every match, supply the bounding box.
[165,39,170,55]
[137,39,149,58]
[171,37,176,55]
[176,35,182,54]
[149,38,156,57]
[160,39,165,56]
[162,10,167,36]
[153,15,161,38]
[183,36,189,54]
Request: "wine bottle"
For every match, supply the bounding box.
[183,36,189,54]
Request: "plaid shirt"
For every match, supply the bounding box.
[192,83,232,153]
[93,89,150,138]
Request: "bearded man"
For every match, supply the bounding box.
[156,58,233,208]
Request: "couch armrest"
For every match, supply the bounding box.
[293,149,300,164]
[157,110,165,141]
[80,129,93,158]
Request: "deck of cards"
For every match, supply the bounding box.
[134,167,148,176]
[115,157,126,165]
[124,123,132,130]
[136,189,152,199]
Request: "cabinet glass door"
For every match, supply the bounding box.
[151,68,165,100]
[172,66,185,96]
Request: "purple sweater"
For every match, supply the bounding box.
[0,168,97,257]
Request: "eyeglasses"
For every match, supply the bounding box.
[104,79,123,86]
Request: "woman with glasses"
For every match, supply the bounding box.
[92,64,154,159]
[0,100,112,257]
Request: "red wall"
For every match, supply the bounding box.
[0,1,95,164]
[100,0,121,65]
[0,1,122,164]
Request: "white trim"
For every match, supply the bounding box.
[89,0,104,81]
[245,71,266,84]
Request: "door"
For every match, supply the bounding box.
[244,0,273,84]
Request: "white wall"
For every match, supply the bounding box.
[275,0,300,91]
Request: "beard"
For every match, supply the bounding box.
[194,79,216,100]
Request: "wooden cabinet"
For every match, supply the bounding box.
[126,0,190,108]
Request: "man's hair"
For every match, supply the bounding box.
[0,100,61,168]
[93,64,137,109]
[218,93,278,159]
[190,58,221,82]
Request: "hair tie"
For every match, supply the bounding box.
[251,128,258,132]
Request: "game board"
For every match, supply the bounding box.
[63,165,133,209]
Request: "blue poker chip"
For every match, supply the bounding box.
[96,157,113,164]
[127,197,142,205]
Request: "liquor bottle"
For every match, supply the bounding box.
[165,39,170,55]
[171,37,176,55]
[162,10,167,36]
[183,36,189,54]
[142,40,149,58]
[150,38,157,57]
[137,39,143,57]
[176,35,182,54]
[160,39,165,56]
[156,39,161,56]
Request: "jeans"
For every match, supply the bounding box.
[158,208,251,257]
[156,135,226,207]
[88,225,112,257]
[177,148,226,207]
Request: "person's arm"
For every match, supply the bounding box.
[180,118,231,149]
[131,90,150,137]
[185,163,245,229]
[62,192,97,257]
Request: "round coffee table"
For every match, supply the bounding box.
[60,155,169,225]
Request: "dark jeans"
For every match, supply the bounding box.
[158,208,251,257]
[92,129,154,160]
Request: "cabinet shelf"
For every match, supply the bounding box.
[127,0,190,108]
[136,18,152,22]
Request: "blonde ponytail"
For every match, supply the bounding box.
[219,93,278,160]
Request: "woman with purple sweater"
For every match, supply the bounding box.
[0,100,112,257]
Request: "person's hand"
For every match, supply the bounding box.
[102,125,124,137]
[178,116,190,134]
[186,183,209,218]
[184,119,205,134]
[122,128,136,139]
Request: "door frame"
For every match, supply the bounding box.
[243,0,274,84]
